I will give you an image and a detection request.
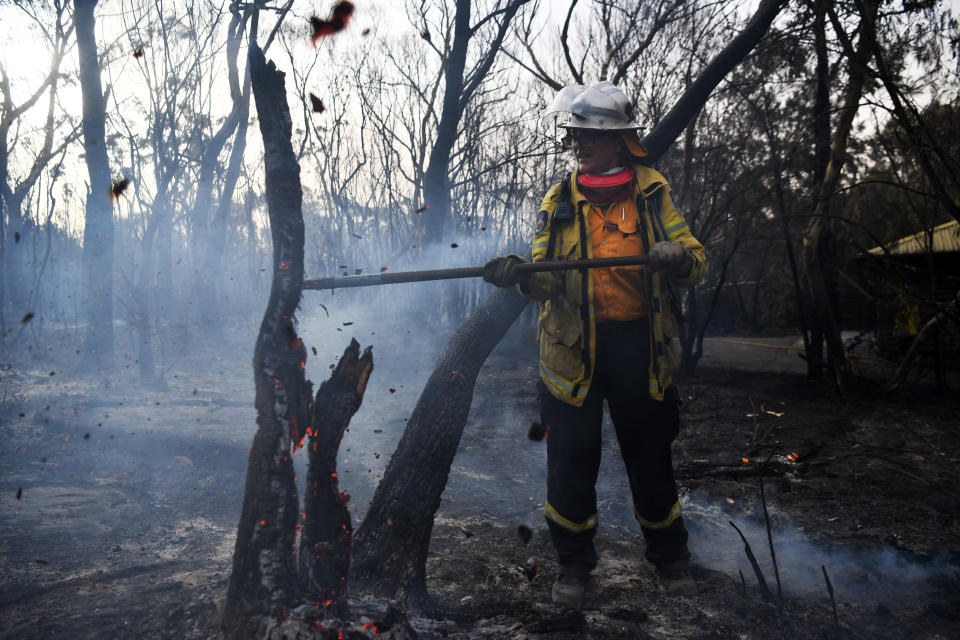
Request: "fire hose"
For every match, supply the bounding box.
[303,255,653,291]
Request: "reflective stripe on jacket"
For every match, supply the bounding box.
[520,165,707,405]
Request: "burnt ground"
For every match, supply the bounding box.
[1,323,959,640]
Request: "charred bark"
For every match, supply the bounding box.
[350,287,529,602]
[299,339,373,617]
[223,45,310,640]
[641,0,785,162]
[350,0,785,605]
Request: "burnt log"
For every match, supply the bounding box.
[299,339,374,616]
[349,0,787,604]
[223,45,310,639]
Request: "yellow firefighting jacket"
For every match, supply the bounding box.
[520,165,706,405]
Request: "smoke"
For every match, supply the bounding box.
[680,488,960,602]
[294,245,540,524]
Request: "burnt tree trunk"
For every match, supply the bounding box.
[223,45,310,640]
[350,0,786,605]
[299,339,373,617]
[350,287,529,602]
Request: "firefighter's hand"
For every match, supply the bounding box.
[483,254,528,288]
[649,241,693,276]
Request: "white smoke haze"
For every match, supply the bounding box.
[680,488,960,603]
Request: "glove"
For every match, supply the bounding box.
[649,241,693,276]
[483,254,528,288]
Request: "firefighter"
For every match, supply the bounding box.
[483,81,706,606]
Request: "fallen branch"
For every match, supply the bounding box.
[729,521,773,602]
[759,475,783,603]
[822,564,839,627]
[677,458,802,480]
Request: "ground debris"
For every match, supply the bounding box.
[601,605,648,623]
[522,609,585,633]
[263,598,424,639]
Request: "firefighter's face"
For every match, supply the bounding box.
[569,128,623,174]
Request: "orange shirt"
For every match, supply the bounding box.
[589,197,648,321]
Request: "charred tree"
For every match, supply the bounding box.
[350,287,529,602]
[420,0,527,245]
[802,0,879,391]
[640,0,785,162]
[0,2,71,320]
[75,0,115,372]
[299,339,373,617]
[350,0,786,605]
[194,7,253,331]
[223,45,310,640]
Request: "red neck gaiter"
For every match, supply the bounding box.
[577,167,636,205]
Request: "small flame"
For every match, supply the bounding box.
[741,457,750,464]
[787,452,799,462]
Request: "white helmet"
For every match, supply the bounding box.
[542,80,646,156]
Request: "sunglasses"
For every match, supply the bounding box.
[560,128,620,146]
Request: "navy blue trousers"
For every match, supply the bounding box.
[540,318,690,576]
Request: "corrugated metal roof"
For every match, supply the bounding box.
[868,220,960,256]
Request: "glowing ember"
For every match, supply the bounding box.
[309,1,355,45]
[787,452,799,462]
[741,457,750,464]
[110,177,131,202]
